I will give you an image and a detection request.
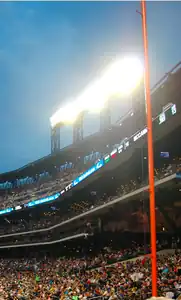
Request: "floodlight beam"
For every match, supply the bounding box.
[50,57,143,128]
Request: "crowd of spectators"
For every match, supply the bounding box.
[0,163,176,237]
[0,152,104,211]
[0,170,80,210]
[0,242,181,299]
[0,150,177,212]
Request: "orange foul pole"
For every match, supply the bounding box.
[141,0,157,296]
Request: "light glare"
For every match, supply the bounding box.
[50,103,81,127]
[102,57,143,96]
[50,57,143,127]
[77,80,107,113]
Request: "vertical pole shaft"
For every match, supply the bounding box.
[141,147,147,254]
[141,0,157,296]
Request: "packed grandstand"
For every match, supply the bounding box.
[0,65,181,299]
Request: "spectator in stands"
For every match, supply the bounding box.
[0,249,181,299]
[0,163,177,236]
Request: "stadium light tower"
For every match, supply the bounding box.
[141,0,157,296]
[50,101,84,150]
[50,57,143,150]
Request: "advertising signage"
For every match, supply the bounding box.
[72,159,104,187]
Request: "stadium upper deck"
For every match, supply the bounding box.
[0,97,179,215]
[0,114,181,241]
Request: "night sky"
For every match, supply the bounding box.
[0,1,180,173]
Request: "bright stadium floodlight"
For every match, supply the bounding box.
[77,79,107,113]
[77,57,143,114]
[101,57,143,97]
[50,102,81,127]
[50,56,143,127]
[50,107,64,128]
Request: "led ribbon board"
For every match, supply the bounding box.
[72,159,104,187]
[27,193,60,207]
[0,208,13,215]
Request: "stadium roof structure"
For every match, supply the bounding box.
[1,62,181,182]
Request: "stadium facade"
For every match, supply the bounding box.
[0,62,181,250]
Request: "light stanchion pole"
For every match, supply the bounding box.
[141,0,157,296]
